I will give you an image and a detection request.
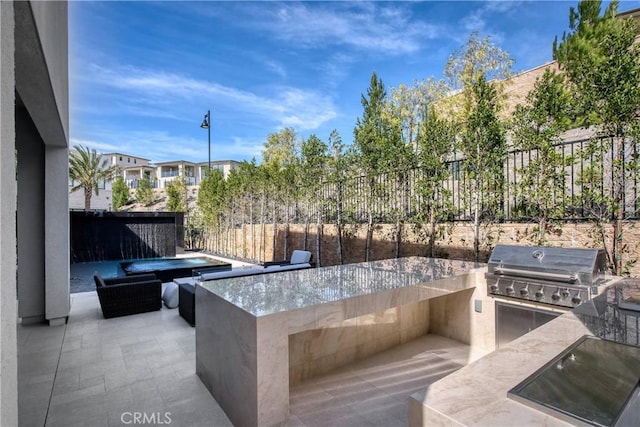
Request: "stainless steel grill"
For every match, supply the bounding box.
[486,245,608,308]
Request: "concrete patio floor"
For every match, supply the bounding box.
[18,291,472,426]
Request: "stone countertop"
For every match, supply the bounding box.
[199,256,484,317]
[410,278,639,426]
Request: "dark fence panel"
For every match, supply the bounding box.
[70,210,184,262]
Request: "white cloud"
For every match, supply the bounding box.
[463,10,487,33]
[458,2,510,45]
[247,2,442,54]
[265,60,287,79]
[484,1,523,14]
[82,63,336,131]
[72,128,265,164]
[70,138,121,153]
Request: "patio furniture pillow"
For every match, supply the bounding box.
[290,250,312,265]
[162,282,179,309]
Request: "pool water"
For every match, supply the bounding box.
[120,257,224,274]
[70,260,128,293]
[70,256,230,293]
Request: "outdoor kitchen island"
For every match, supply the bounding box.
[409,277,638,426]
[194,256,488,426]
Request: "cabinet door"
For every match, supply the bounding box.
[496,302,559,348]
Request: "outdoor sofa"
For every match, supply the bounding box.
[94,273,162,318]
[178,250,313,326]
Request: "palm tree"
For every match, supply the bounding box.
[69,145,118,210]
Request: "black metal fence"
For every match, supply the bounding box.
[285,136,640,224]
[219,136,639,226]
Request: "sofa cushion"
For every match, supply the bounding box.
[162,282,180,309]
[264,263,311,273]
[199,267,265,281]
[290,250,312,265]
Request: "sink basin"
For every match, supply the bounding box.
[509,335,640,426]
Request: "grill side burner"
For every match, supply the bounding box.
[486,245,608,308]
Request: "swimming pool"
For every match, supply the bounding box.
[70,256,231,293]
[120,257,231,282]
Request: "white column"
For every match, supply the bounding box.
[45,146,70,325]
[0,0,18,424]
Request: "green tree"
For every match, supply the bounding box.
[512,69,574,244]
[300,133,329,264]
[263,127,297,167]
[444,31,514,118]
[111,176,130,211]
[459,75,507,261]
[353,71,405,261]
[326,130,351,265]
[415,107,456,257]
[166,178,187,212]
[236,160,260,259]
[387,78,450,150]
[444,33,512,261]
[262,128,299,259]
[197,168,226,228]
[69,145,118,210]
[553,0,640,274]
[135,176,155,207]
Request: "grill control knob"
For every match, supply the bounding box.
[489,284,499,293]
[561,288,570,299]
[505,285,515,296]
[520,285,529,297]
[535,287,544,300]
[571,292,582,305]
[552,289,562,302]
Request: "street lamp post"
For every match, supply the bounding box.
[200,110,211,172]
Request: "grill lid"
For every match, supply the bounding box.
[487,245,608,286]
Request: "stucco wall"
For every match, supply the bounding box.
[14,0,69,326]
[0,1,18,425]
[16,1,68,145]
[16,107,46,322]
[68,188,113,210]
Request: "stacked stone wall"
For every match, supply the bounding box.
[208,221,640,277]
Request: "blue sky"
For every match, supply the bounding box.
[69,0,640,164]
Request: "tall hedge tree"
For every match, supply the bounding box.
[444,33,512,261]
[262,128,299,260]
[197,168,226,250]
[460,75,507,261]
[326,130,351,265]
[353,71,404,261]
[553,0,640,274]
[415,106,456,257]
[512,69,574,244]
[300,134,329,263]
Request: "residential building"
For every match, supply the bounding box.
[68,152,148,210]
[156,159,198,188]
[197,159,241,181]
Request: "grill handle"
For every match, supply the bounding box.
[493,267,578,283]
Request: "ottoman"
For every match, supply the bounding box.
[178,282,196,326]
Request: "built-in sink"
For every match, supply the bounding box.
[508,335,640,426]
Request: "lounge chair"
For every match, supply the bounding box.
[94,273,162,318]
[262,250,313,267]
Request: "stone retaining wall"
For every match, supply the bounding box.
[207,221,640,277]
